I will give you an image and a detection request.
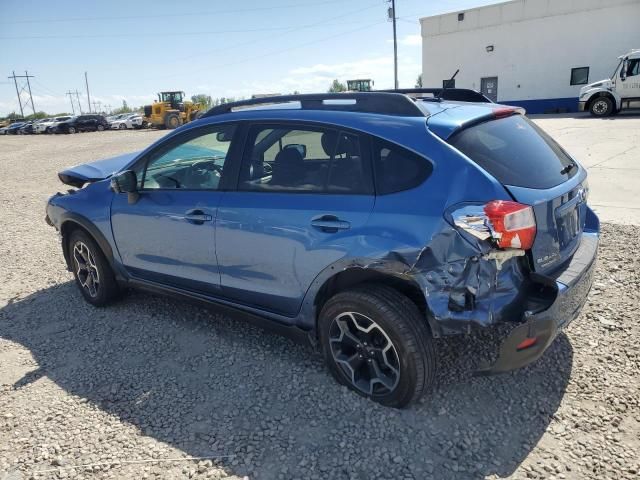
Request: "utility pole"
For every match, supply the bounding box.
[65,90,76,114]
[9,72,24,118]
[84,71,91,113]
[8,71,37,117]
[74,90,83,114]
[24,71,36,115]
[388,0,398,89]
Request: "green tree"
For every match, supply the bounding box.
[415,74,423,88]
[191,94,213,109]
[328,79,347,93]
[26,111,49,120]
[113,100,132,115]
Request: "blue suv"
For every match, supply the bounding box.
[46,91,599,407]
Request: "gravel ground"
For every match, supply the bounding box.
[0,131,639,480]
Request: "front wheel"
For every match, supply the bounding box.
[590,96,614,117]
[68,126,76,134]
[69,230,120,306]
[319,285,436,408]
[97,124,105,131]
[165,113,180,129]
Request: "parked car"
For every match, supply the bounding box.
[110,113,144,130]
[0,126,7,135]
[34,116,73,134]
[106,113,130,123]
[18,121,36,134]
[45,91,599,407]
[5,122,26,134]
[55,114,109,134]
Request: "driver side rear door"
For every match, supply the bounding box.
[111,123,240,294]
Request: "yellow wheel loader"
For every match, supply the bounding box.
[143,91,203,129]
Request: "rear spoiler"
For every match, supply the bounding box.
[427,105,527,140]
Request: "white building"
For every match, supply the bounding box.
[420,0,640,113]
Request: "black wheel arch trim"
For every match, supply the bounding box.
[59,212,116,272]
[298,259,436,336]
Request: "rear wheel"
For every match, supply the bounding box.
[68,126,76,134]
[97,124,105,131]
[319,285,436,408]
[68,230,120,306]
[590,96,614,117]
[165,113,180,129]
[118,123,126,130]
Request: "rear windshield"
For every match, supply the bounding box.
[449,115,577,189]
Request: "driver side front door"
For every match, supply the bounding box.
[111,123,239,294]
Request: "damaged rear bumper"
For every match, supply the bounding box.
[476,231,598,375]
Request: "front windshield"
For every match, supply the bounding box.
[612,59,623,79]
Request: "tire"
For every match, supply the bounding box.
[165,113,180,129]
[68,229,120,307]
[318,285,436,408]
[190,110,203,122]
[97,124,105,131]
[68,126,76,134]
[118,123,126,130]
[589,96,614,117]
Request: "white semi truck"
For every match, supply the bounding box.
[579,49,640,117]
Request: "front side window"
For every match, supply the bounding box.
[239,125,372,194]
[570,67,589,85]
[139,125,236,190]
[626,59,640,77]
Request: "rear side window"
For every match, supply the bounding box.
[373,139,432,194]
[449,115,577,189]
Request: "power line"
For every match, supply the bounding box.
[150,2,383,75]
[0,0,359,25]
[155,19,387,81]
[0,20,376,40]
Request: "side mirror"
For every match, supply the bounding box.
[620,59,628,81]
[110,170,137,193]
[111,170,140,204]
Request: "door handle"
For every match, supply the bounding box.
[184,209,212,225]
[310,215,350,233]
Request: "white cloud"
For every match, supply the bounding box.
[220,55,422,98]
[400,34,422,46]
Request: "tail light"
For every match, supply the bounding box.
[483,200,536,249]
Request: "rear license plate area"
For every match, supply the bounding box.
[555,199,583,250]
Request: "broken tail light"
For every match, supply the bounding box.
[483,200,536,249]
[451,200,536,250]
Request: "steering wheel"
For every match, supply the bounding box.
[187,160,223,187]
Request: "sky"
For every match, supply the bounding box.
[0,0,502,116]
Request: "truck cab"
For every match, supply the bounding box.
[579,49,640,116]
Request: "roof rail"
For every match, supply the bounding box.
[201,92,426,118]
[377,88,493,103]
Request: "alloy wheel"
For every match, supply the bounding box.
[73,241,100,298]
[328,312,400,395]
